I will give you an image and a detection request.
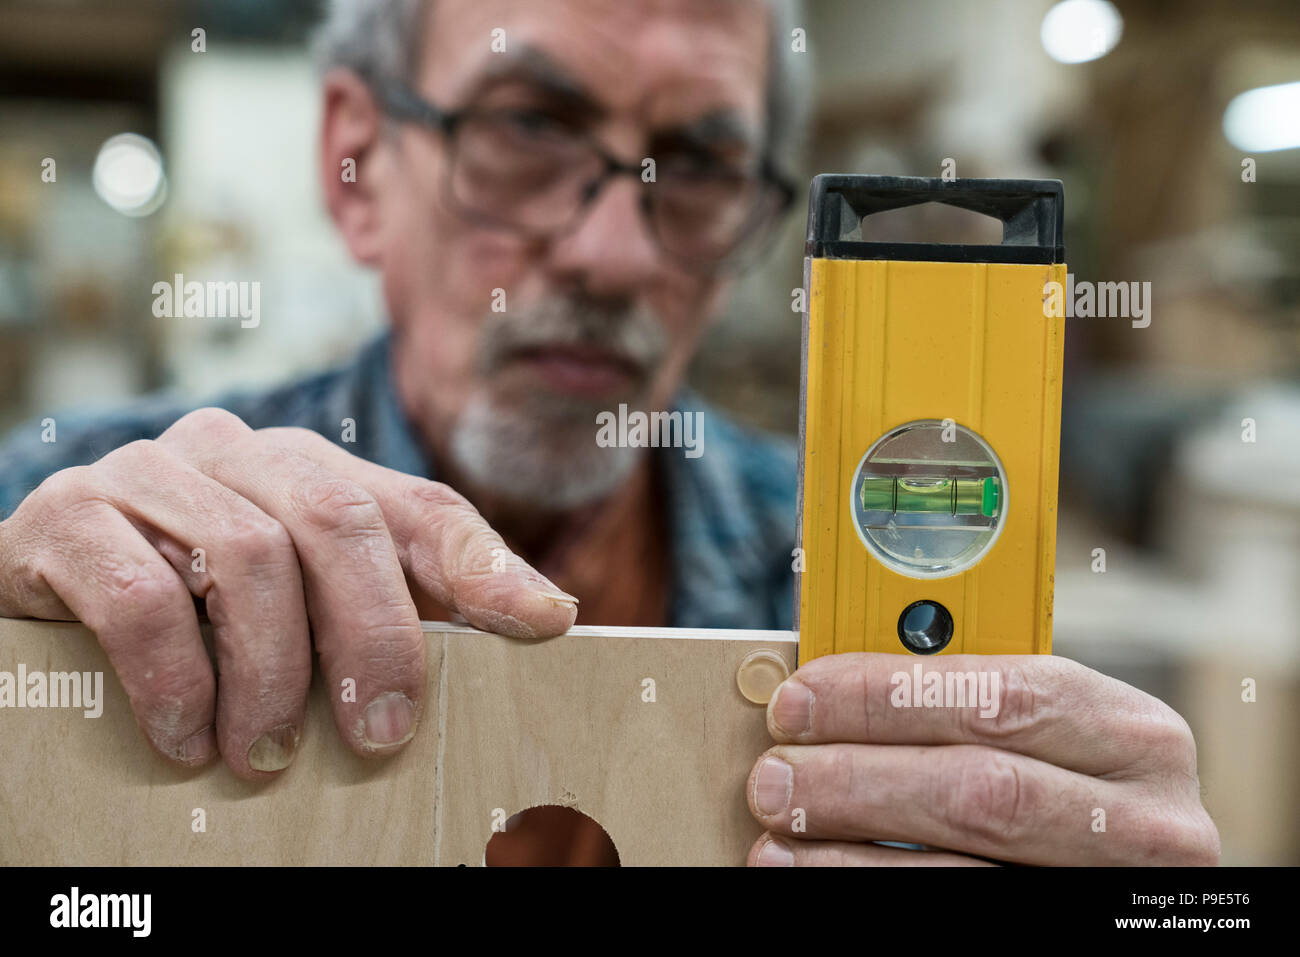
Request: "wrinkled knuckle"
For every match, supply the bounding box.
[831,744,873,815]
[1139,704,1199,775]
[261,425,327,451]
[223,511,295,569]
[972,662,1043,741]
[292,478,386,537]
[5,547,45,608]
[413,481,494,564]
[360,617,426,673]
[173,406,248,440]
[28,465,95,514]
[1131,806,1220,865]
[102,564,187,625]
[362,594,422,632]
[97,438,157,470]
[408,479,473,514]
[939,749,1028,846]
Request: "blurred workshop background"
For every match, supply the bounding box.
[0,0,1297,864]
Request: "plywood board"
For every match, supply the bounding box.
[0,618,796,866]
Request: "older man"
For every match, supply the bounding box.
[0,0,1217,866]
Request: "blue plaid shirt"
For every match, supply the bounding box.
[0,334,798,630]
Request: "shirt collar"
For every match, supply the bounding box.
[658,389,777,628]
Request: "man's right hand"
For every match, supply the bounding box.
[0,408,578,779]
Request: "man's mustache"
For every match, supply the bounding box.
[477,296,668,379]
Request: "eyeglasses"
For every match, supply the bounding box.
[377,81,796,272]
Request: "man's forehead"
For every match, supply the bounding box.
[418,0,771,122]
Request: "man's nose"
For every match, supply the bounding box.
[544,175,663,297]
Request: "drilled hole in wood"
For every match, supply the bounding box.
[484,804,620,866]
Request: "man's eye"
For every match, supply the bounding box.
[660,153,749,182]
[500,109,573,137]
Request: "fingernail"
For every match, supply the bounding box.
[364,692,416,748]
[248,724,299,772]
[523,570,579,605]
[754,756,793,816]
[179,725,216,763]
[534,589,579,606]
[755,838,795,867]
[771,678,812,736]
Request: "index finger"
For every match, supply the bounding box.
[766,653,1196,778]
[261,428,579,639]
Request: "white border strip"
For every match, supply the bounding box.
[419,621,797,644]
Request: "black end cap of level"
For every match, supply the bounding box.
[805,174,1065,264]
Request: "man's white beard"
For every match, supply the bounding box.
[449,390,641,511]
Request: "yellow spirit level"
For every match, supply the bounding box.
[796,176,1066,661]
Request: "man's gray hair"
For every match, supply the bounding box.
[313,0,810,166]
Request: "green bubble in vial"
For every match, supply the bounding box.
[858,475,1000,517]
[981,476,999,517]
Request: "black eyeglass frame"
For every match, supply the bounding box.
[375,80,797,272]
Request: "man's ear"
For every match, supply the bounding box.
[320,68,387,266]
